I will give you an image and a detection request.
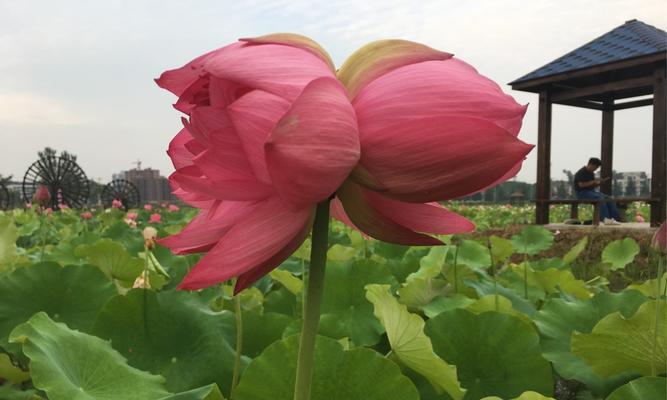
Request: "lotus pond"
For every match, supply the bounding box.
[0,205,664,400]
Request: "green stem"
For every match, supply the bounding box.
[231,292,243,398]
[293,200,330,400]
[523,254,529,300]
[453,244,459,294]
[486,239,498,312]
[651,255,665,376]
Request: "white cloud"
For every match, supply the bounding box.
[0,93,89,126]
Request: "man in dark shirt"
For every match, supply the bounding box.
[574,157,621,224]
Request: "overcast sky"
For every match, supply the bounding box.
[1,0,665,184]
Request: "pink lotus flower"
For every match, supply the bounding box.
[126,212,138,220]
[168,204,180,212]
[111,199,123,209]
[149,213,162,224]
[33,185,51,206]
[636,214,645,223]
[44,207,53,215]
[652,221,666,253]
[81,211,93,219]
[157,34,531,292]
[144,204,153,211]
[25,202,32,209]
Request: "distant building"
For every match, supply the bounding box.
[113,166,175,203]
[614,171,651,196]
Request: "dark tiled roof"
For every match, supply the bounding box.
[512,19,667,84]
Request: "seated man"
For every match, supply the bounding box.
[573,157,621,224]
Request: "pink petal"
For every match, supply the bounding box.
[177,196,313,290]
[653,221,667,252]
[336,182,442,245]
[354,59,528,137]
[356,115,533,202]
[234,213,313,293]
[167,128,196,170]
[363,192,475,235]
[227,90,291,183]
[337,39,452,101]
[155,47,224,96]
[266,77,360,209]
[240,33,336,72]
[204,43,334,102]
[158,201,255,254]
[170,168,274,202]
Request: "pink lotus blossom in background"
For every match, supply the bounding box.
[144,204,153,211]
[161,203,168,208]
[149,213,162,224]
[111,199,123,208]
[169,204,180,212]
[126,212,138,221]
[81,211,93,219]
[636,214,645,223]
[653,221,666,253]
[33,185,51,206]
[44,208,53,215]
[59,204,69,210]
[157,34,531,292]
[124,218,138,228]
[25,202,32,209]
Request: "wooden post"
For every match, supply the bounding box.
[651,67,667,226]
[600,100,614,195]
[536,91,553,224]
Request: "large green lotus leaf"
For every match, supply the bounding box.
[234,335,419,400]
[511,226,554,255]
[527,267,592,300]
[419,246,448,278]
[606,376,666,400]
[319,260,397,346]
[534,291,646,396]
[9,312,170,400]
[326,244,360,261]
[0,262,116,349]
[426,309,553,400]
[386,247,427,284]
[75,238,144,283]
[158,384,224,400]
[423,293,476,319]
[601,238,640,270]
[627,273,667,298]
[454,240,491,269]
[489,236,514,264]
[0,215,18,271]
[398,277,448,310]
[241,311,293,358]
[572,300,666,377]
[465,295,533,326]
[465,278,537,316]
[562,236,588,266]
[92,289,242,394]
[366,284,466,400]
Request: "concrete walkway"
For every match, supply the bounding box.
[545,222,657,233]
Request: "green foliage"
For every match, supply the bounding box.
[75,238,144,284]
[511,226,554,255]
[319,259,397,346]
[572,300,666,377]
[426,309,553,400]
[606,377,667,400]
[0,215,19,271]
[0,262,116,349]
[91,289,242,395]
[562,236,588,265]
[10,312,171,400]
[601,238,640,270]
[365,284,465,400]
[234,335,419,400]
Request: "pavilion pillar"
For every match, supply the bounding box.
[535,90,552,224]
[600,100,614,195]
[651,66,667,226]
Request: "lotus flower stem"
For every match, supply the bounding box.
[652,255,664,376]
[453,244,459,293]
[523,254,529,300]
[231,292,243,398]
[294,200,330,400]
[486,238,499,312]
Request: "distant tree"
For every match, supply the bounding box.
[38,147,77,162]
[556,182,568,199]
[562,169,574,186]
[624,177,637,197]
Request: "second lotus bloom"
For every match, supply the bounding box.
[156,34,533,291]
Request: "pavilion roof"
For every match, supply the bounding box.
[511,19,667,85]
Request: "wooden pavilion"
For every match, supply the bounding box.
[510,19,667,226]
